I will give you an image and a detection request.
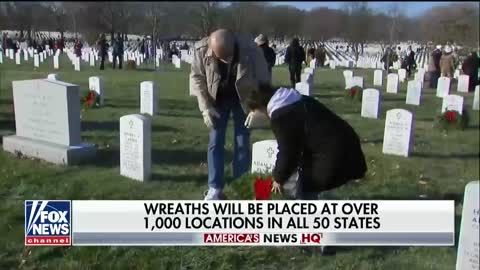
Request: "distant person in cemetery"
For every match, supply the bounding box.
[190,28,270,200]
[285,38,306,88]
[307,45,316,66]
[429,45,442,88]
[440,45,455,79]
[97,34,108,70]
[255,34,276,81]
[74,39,82,57]
[381,48,395,73]
[406,46,416,78]
[315,45,326,68]
[112,33,124,69]
[140,38,145,57]
[245,83,367,202]
[462,51,479,92]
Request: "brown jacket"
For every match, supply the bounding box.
[190,35,270,113]
[440,53,454,78]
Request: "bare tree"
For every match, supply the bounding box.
[342,2,372,63]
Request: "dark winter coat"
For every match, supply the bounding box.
[97,38,108,57]
[113,38,124,55]
[268,88,367,193]
[285,44,305,68]
[462,53,479,91]
[259,44,276,71]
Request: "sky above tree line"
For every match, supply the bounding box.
[270,1,477,17]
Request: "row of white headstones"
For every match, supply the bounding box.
[0,44,194,70]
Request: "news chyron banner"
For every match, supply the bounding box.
[25,200,454,246]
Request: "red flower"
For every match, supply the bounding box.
[254,176,272,200]
[349,88,357,97]
[445,111,458,124]
[84,91,96,107]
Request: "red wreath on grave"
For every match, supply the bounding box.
[435,110,469,130]
[81,90,100,108]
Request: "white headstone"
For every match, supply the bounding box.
[414,71,425,88]
[88,77,105,105]
[436,77,450,98]
[361,88,380,119]
[374,70,383,86]
[351,76,364,88]
[33,54,39,67]
[251,140,278,174]
[15,53,21,65]
[304,67,314,76]
[120,114,151,182]
[343,70,353,89]
[47,74,59,81]
[457,75,469,93]
[473,86,479,111]
[386,73,399,93]
[2,79,96,165]
[330,61,336,69]
[295,82,311,96]
[53,55,59,69]
[39,53,44,63]
[456,181,479,270]
[406,80,422,106]
[454,69,461,80]
[441,95,464,114]
[75,57,81,71]
[89,53,95,67]
[309,59,316,69]
[301,73,313,85]
[140,81,159,115]
[23,50,28,61]
[398,69,407,82]
[382,109,413,157]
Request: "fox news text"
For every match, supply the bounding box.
[25,200,455,246]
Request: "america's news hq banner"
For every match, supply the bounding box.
[25,200,454,246]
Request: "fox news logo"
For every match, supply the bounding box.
[25,200,71,246]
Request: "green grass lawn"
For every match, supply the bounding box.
[0,56,479,270]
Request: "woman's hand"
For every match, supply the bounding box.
[271,181,282,195]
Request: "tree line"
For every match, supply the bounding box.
[0,2,478,48]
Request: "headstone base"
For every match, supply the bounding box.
[3,135,96,165]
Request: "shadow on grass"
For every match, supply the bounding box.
[150,172,206,185]
[101,103,140,109]
[313,93,344,99]
[410,152,479,160]
[159,111,203,119]
[0,99,12,105]
[92,147,209,168]
[466,124,479,130]
[82,121,179,133]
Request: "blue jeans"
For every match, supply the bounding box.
[208,96,251,189]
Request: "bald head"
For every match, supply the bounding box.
[209,29,235,62]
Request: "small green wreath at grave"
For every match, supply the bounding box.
[345,86,363,102]
[127,60,136,70]
[434,110,469,131]
[81,90,100,109]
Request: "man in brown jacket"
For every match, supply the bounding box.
[190,29,270,200]
[440,46,455,79]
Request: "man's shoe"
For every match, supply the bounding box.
[204,188,226,201]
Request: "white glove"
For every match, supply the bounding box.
[244,110,270,129]
[202,108,220,129]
